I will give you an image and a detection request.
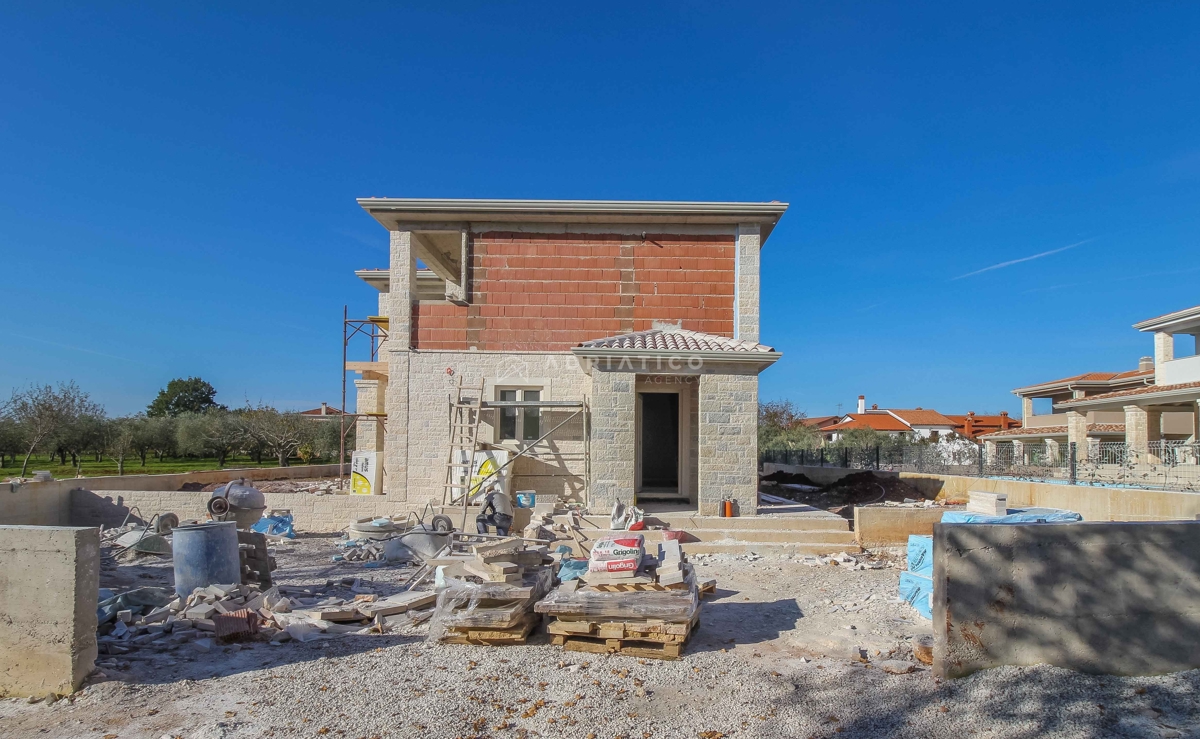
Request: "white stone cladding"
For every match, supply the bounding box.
[392,351,591,505]
[588,370,637,512]
[736,223,761,344]
[698,372,759,515]
[353,379,384,451]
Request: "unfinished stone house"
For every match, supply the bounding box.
[349,199,787,516]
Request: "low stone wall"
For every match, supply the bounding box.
[933,521,1200,678]
[2,464,345,527]
[853,506,949,548]
[0,526,99,697]
[70,489,403,533]
[772,464,1200,522]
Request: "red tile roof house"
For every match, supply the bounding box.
[979,304,1200,461]
[818,396,1015,442]
[348,198,787,516]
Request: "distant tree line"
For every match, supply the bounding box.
[0,377,350,478]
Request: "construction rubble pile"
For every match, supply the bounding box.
[95,577,441,670]
[535,533,703,660]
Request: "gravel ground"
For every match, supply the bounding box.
[4,544,1199,738]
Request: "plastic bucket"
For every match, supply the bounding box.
[172,521,241,597]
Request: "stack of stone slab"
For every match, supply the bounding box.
[536,541,701,660]
[430,538,556,645]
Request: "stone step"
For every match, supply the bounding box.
[569,527,857,546]
[578,513,850,532]
[686,541,863,555]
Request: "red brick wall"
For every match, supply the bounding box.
[411,232,735,351]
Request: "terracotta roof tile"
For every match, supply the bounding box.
[578,328,774,353]
[886,409,957,426]
[1014,368,1153,392]
[1058,380,1200,405]
[980,423,1125,439]
[821,414,913,432]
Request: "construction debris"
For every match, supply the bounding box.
[428,537,555,646]
[536,539,703,660]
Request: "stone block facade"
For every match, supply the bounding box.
[588,370,636,512]
[697,372,759,515]
[388,350,591,506]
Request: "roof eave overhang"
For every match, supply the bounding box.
[357,199,789,244]
[1133,305,1200,333]
[1056,385,1200,411]
[571,347,782,375]
[1012,377,1151,395]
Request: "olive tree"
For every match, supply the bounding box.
[240,406,313,467]
[103,417,139,476]
[176,409,243,468]
[6,382,103,477]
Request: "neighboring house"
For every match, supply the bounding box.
[349,198,787,516]
[299,403,344,419]
[942,412,1020,440]
[819,396,1012,442]
[800,415,840,429]
[980,304,1200,458]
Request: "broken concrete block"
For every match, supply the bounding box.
[184,605,216,620]
[878,660,916,674]
[192,638,213,653]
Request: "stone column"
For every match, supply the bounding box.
[1044,438,1060,465]
[697,372,758,516]
[589,371,636,513]
[1124,405,1162,463]
[1154,332,1175,367]
[1011,440,1025,465]
[1021,397,1034,423]
[735,224,761,344]
[983,440,997,466]
[1066,411,1089,462]
[383,230,416,499]
[354,379,385,452]
[1192,401,1200,444]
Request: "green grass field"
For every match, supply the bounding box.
[0,455,310,480]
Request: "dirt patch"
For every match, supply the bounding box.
[760,470,820,486]
[765,471,927,515]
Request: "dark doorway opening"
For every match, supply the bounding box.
[640,392,679,489]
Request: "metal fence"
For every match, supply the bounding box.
[761,440,1200,493]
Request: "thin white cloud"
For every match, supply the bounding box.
[951,239,1093,281]
[0,331,148,365]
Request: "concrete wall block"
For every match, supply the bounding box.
[0,525,99,697]
[934,521,1200,679]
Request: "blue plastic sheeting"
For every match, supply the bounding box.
[907,535,934,577]
[941,507,1082,525]
[899,572,933,620]
[558,558,589,582]
[97,586,174,626]
[251,513,297,539]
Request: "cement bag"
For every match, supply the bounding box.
[587,557,640,574]
[906,535,933,577]
[590,533,645,562]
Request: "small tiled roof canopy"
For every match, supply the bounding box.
[979,423,1125,439]
[577,328,775,353]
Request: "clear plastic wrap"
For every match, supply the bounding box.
[426,567,553,641]
[534,569,699,622]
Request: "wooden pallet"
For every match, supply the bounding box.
[550,633,688,660]
[547,613,697,661]
[583,582,685,593]
[439,612,541,646]
[699,579,717,598]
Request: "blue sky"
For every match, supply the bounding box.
[2,3,1198,417]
